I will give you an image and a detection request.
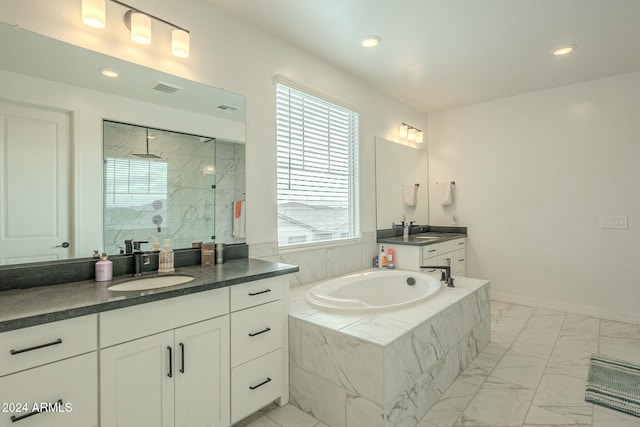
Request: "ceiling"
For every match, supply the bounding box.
[208,0,640,112]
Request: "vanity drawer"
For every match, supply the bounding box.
[231,349,282,424]
[0,315,97,377]
[230,276,285,312]
[422,244,439,262]
[231,300,282,367]
[100,287,229,348]
[454,248,466,274]
[453,238,466,250]
[0,352,97,427]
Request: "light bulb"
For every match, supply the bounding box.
[82,0,106,29]
[172,29,190,58]
[130,12,151,45]
[415,130,424,143]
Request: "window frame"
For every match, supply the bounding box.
[275,81,360,248]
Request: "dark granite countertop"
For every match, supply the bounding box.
[377,232,467,247]
[0,258,298,333]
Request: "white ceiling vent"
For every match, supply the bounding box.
[152,81,182,94]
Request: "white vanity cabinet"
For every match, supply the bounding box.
[99,287,230,427]
[0,315,98,427]
[381,237,467,277]
[229,276,289,424]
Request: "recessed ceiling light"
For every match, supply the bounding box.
[361,35,381,48]
[553,45,575,56]
[100,68,119,78]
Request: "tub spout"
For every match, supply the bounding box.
[420,265,453,287]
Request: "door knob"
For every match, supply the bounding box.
[55,241,70,248]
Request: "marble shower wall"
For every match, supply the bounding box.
[103,122,216,253]
[215,141,246,244]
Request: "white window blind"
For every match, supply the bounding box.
[276,83,359,247]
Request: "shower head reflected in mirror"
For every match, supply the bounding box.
[133,128,161,159]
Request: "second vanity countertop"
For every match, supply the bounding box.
[377,232,467,247]
[0,258,298,333]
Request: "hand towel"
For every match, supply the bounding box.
[403,184,417,207]
[441,182,453,206]
[232,200,246,238]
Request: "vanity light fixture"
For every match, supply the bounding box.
[81,0,191,58]
[82,0,106,28]
[361,35,381,48]
[398,122,423,143]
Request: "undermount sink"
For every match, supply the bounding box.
[108,275,194,292]
[412,235,441,240]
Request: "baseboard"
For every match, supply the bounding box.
[492,292,640,325]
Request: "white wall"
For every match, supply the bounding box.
[428,72,640,323]
[1,0,427,283]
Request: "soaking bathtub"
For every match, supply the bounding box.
[305,269,441,312]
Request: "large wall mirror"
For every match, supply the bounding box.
[375,137,429,230]
[0,23,245,265]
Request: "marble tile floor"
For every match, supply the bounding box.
[234,301,640,427]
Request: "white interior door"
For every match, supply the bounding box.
[0,100,72,265]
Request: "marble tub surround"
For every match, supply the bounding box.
[0,258,297,332]
[288,274,490,427]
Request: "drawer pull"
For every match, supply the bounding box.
[167,346,173,378]
[10,338,62,355]
[427,249,437,253]
[249,377,272,390]
[179,343,185,374]
[10,399,62,423]
[458,242,465,245]
[248,327,271,337]
[248,289,271,296]
[458,258,465,262]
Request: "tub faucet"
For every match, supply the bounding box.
[420,265,455,287]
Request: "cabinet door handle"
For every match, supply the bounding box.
[179,343,185,374]
[248,327,271,337]
[248,289,271,296]
[249,377,272,390]
[167,346,173,378]
[10,338,62,355]
[10,399,62,423]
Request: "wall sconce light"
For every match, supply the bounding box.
[399,122,423,143]
[81,0,190,58]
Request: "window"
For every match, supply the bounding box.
[276,83,360,247]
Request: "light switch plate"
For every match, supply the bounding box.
[599,215,628,229]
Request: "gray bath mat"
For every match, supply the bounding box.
[585,355,640,418]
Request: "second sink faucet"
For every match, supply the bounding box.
[129,240,150,277]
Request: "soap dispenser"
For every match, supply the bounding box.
[95,252,113,282]
[158,239,175,273]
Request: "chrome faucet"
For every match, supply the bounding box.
[420,265,455,287]
[404,220,416,238]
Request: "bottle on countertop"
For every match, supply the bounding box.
[158,239,175,273]
[380,246,388,269]
[95,252,113,282]
[201,242,215,267]
[387,248,395,269]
